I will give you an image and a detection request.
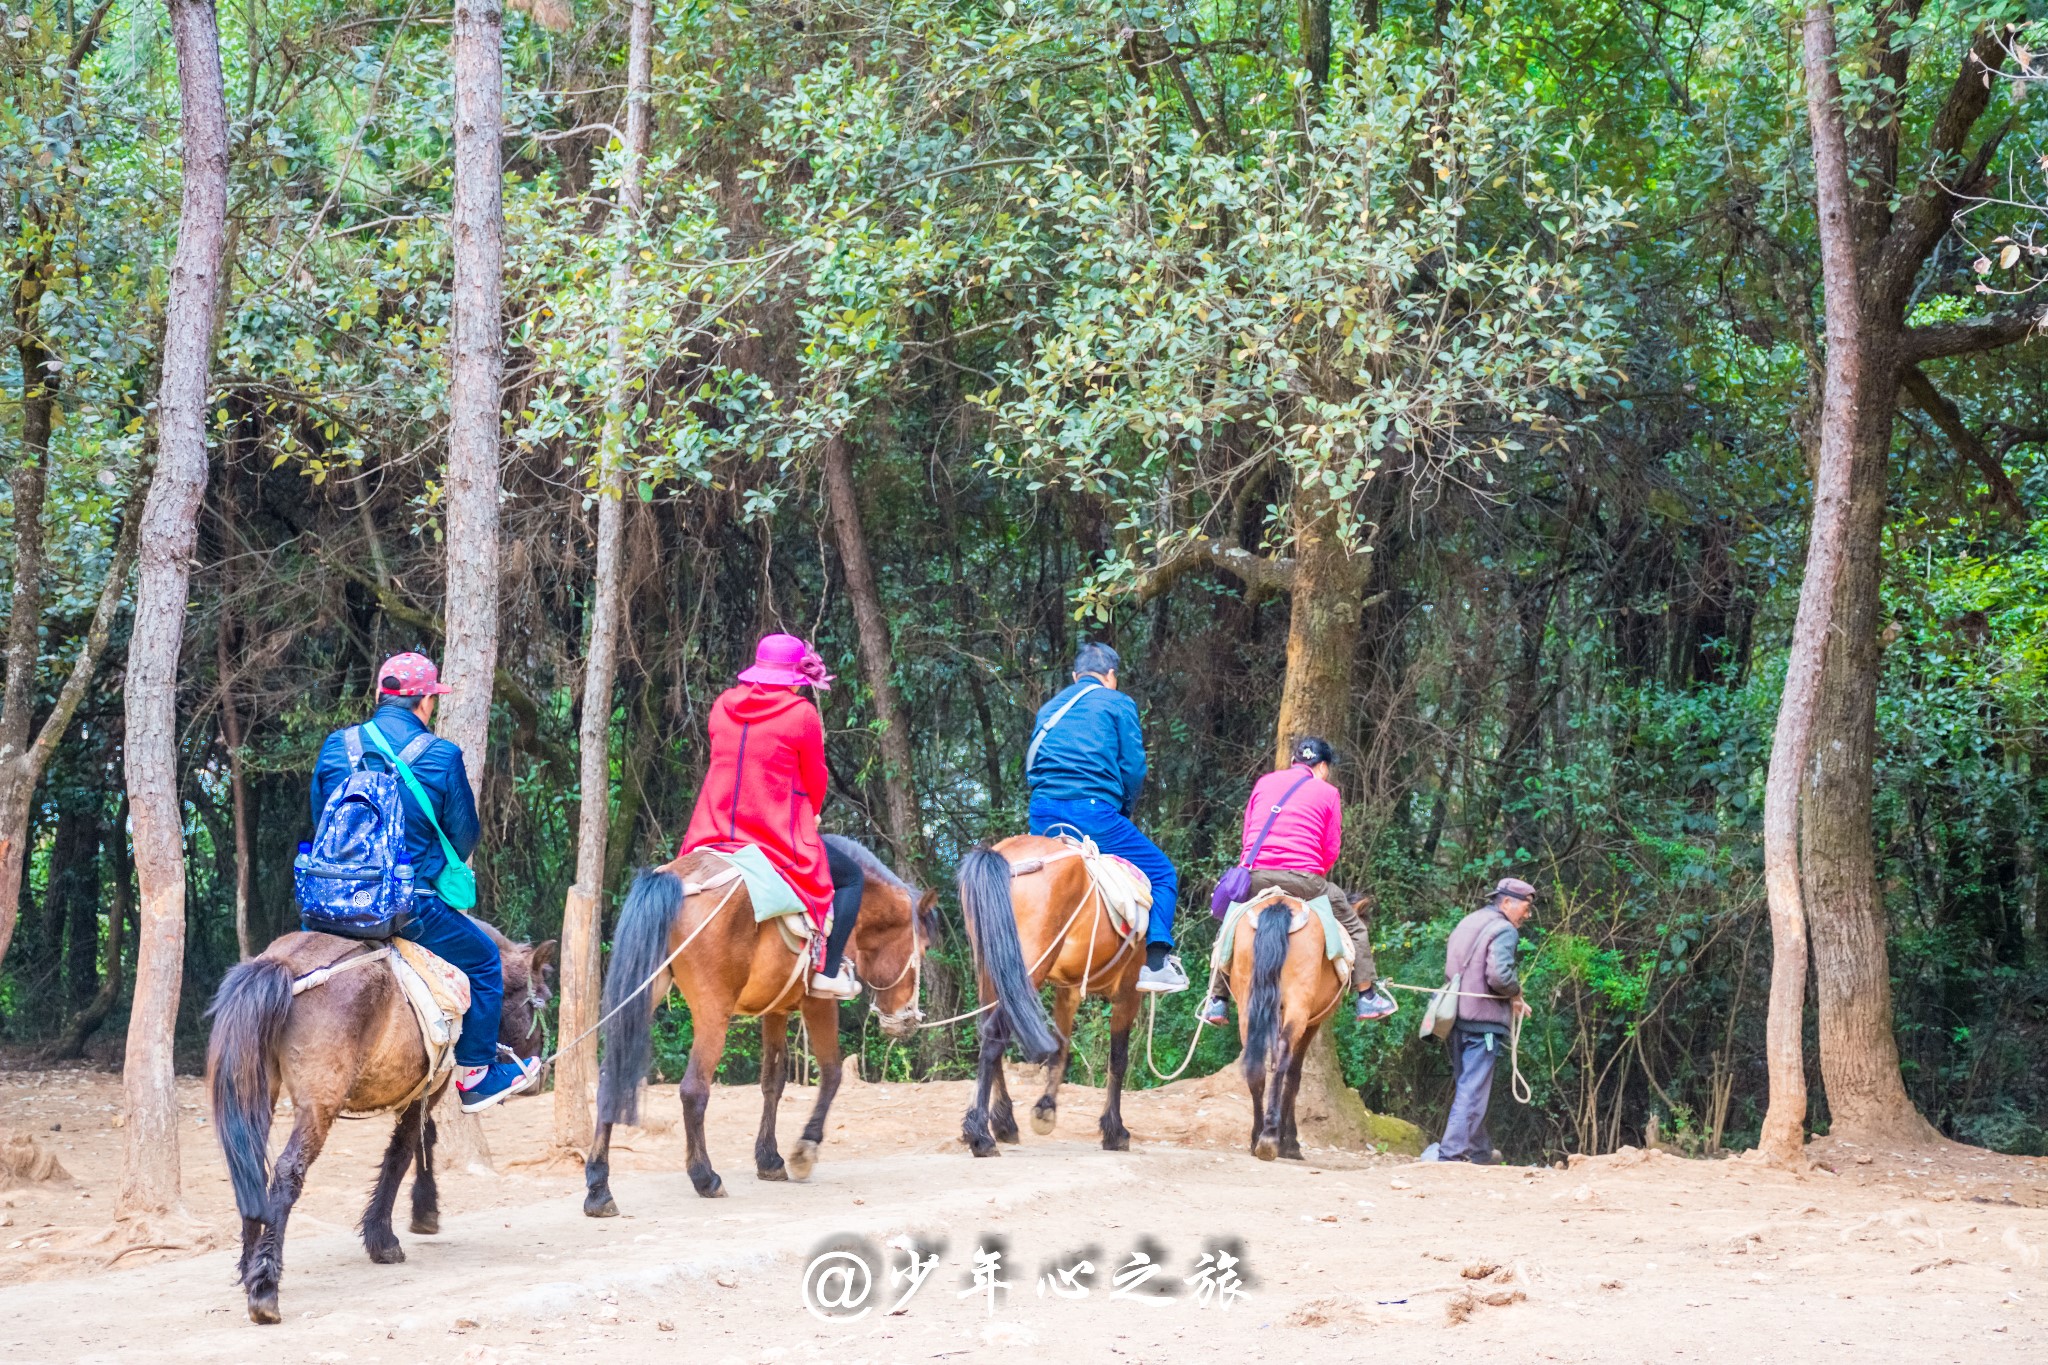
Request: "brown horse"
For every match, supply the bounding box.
[954,838,1145,1157]
[205,921,555,1324]
[1227,893,1345,1160]
[583,834,935,1210]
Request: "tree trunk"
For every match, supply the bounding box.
[119,0,229,1219]
[216,609,253,959]
[1271,486,1365,767]
[0,256,54,969]
[430,0,508,1177]
[1800,345,1940,1145]
[439,0,505,798]
[1756,2,1859,1164]
[556,0,652,1152]
[819,433,921,867]
[50,799,130,1060]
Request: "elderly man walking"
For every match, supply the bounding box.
[1424,877,1536,1163]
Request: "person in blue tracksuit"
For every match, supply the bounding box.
[1025,642,1186,993]
[310,652,540,1112]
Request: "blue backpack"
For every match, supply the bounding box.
[293,727,431,939]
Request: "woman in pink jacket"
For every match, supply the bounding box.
[1200,737,1397,1026]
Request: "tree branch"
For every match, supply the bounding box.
[1131,537,1296,603]
[1900,305,2046,363]
[1874,26,2007,303]
[1899,364,2027,520]
[23,478,147,776]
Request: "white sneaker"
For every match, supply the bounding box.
[810,963,860,1000]
[1135,954,1190,994]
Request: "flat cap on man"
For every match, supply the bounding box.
[1492,876,1536,900]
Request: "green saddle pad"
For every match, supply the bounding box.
[714,845,810,923]
[1210,893,1346,970]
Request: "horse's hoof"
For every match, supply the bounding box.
[1030,1107,1056,1136]
[247,1292,281,1326]
[692,1173,726,1199]
[1280,1144,1305,1161]
[409,1213,440,1236]
[787,1139,819,1181]
[757,1162,789,1183]
[1101,1130,1130,1153]
[583,1192,619,1218]
[367,1242,405,1265]
[967,1138,1001,1158]
[1253,1135,1280,1162]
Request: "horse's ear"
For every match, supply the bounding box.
[916,889,941,939]
[530,939,558,979]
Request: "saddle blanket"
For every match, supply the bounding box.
[1210,887,1352,981]
[1011,836,1150,941]
[689,846,829,967]
[290,939,471,1098]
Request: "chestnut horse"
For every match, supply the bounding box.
[954,837,1145,1157]
[206,921,555,1323]
[584,834,935,1210]
[1227,894,1345,1160]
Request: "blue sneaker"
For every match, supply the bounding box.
[456,1057,542,1113]
[1199,996,1229,1027]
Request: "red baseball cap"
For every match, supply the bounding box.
[377,652,453,697]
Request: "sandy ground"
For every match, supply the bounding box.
[4,1060,2048,1364]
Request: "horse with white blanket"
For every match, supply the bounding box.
[954,833,1153,1156]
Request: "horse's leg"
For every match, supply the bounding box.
[245,1104,334,1325]
[1278,1036,1309,1161]
[1098,990,1137,1152]
[583,1118,619,1217]
[962,1011,1011,1158]
[1253,1032,1291,1162]
[361,1100,424,1264]
[989,1042,1020,1145]
[754,1011,791,1181]
[681,1006,732,1197]
[1246,1052,1270,1159]
[1033,984,1080,1136]
[411,1102,441,1233]
[789,993,844,1180]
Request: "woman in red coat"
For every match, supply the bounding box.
[681,634,862,998]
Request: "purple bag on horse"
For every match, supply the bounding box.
[1209,770,1317,918]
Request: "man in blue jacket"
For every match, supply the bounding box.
[311,652,540,1111]
[1025,642,1186,993]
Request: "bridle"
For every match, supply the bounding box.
[867,888,928,1036]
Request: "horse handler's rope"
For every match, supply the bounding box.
[1143,995,1210,1082]
[910,882,1107,1032]
[539,876,746,1070]
[1379,980,1533,1105]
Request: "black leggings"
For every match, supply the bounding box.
[822,842,863,975]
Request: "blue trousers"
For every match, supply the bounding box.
[1439,1025,1502,1163]
[401,894,503,1068]
[1028,795,1179,951]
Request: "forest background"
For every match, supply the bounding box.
[2,0,2045,1170]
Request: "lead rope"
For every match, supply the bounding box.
[538,876,746,1070]
[1378,979,1533,1105]
[910,886,1103,1031]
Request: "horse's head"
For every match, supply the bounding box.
[834,839,937,1041]
[498,936,557,1061]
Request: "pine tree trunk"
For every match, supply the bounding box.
[1800,344,1939,1145]
[438,0,505,794]
[432,0,508,1176]
[820,433,922,867]
[1757,2,1859,1164]
[119,0,229,1219]
[1271,485,1364,766]
[555,0,652,1151]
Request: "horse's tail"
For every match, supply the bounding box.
[205,955,295,1219]
[596,866,684,1126]
[1243,905,1293,1081]
[956,846,1060,1063]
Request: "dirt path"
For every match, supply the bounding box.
[5,1063,2047,1363]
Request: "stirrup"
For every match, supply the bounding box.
[809,963,860,1000]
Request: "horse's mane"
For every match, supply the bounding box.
[823,833,908,892]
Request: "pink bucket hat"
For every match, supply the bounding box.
[737,633,834,690]
[377,651,454,697]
